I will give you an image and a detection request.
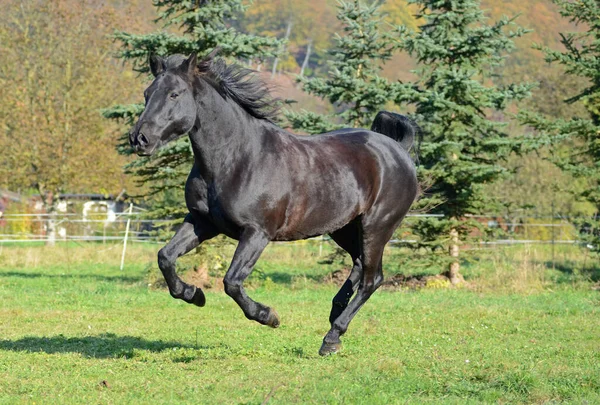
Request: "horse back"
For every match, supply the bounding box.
[262,128,417,240]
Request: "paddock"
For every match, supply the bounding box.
[0,243,597,403]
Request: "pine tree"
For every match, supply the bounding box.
[104,0,283,223]
[286,0,400,134]
[392,0,533,282]
[519,0,600,252]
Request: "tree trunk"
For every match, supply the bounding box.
[46,211,57,245]
[45,192,57,246]
[448,227,464,284]
[272,19,293,78]
[300,38,312,77]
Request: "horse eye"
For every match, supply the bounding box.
[170,92,179,99]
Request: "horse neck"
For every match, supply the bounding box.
[188,82,264,179]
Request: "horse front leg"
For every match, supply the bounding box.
[223,227,280,328]
[157,214,218,306]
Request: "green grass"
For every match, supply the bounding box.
[0,243,598,404]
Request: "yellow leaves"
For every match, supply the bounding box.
[0,0,142,195]
[381,0,420,30]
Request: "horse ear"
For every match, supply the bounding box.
[149,54,166,77]
[197,47,221,72]
[182,53,198,79]
[204,47,221,61]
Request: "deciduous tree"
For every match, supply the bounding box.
[0,0,140,243]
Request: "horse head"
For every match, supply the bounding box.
[129,52,212,156]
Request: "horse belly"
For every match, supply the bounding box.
[274,189,363,241]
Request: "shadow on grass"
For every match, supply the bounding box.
[542,261,600,282]
[0,333,197,358]
[0,271,140,283]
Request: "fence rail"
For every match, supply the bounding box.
[0,211,584,246]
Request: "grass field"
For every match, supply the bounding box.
[0,242,598,404]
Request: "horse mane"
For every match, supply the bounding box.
[165,54,280,122]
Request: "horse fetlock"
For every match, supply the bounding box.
[168,286,184,299]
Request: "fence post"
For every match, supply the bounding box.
[551,202,555,270]
[319,235,323,257]
[120,203,133,271]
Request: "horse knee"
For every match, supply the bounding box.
[157,248,185,298]
[157,248,174,270]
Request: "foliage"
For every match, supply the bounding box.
[0,0,138,210]
[286,0,401,133]
[105,0,284,224]
[519,0,600,252]
[238,0,339,74]
[380,0,419,30]
[485,0,590,221]
[391,0,534,279]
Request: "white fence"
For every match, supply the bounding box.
[0,211,582,246]
[0,211,167,244]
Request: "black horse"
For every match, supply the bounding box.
[129,51,419,355]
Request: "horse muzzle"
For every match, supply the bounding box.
[129,127,156,156]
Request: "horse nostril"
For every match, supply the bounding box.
[138,133,149,146]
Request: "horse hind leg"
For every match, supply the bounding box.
[319,230,387,356]
[328,221,363,325]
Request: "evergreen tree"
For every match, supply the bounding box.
[392,0,533,282]
[286,0,400,134]
[519,0,600,252]
[104,0,283,223]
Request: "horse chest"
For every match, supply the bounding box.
[202,183,244,236]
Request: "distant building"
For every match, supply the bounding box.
[1,190,136,241]
[0,189,23,225]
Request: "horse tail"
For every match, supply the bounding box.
[370,111,420,153]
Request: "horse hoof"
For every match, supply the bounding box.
[266,309,280,328]
[319,340,341,356]
[191,288,206,307]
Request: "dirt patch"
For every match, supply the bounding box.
[322,268,352,286]
[150,266,224,291]
[382,274,450,290]
[182,266,224,291]
[382,273,430,290]
[322,268,452,291]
